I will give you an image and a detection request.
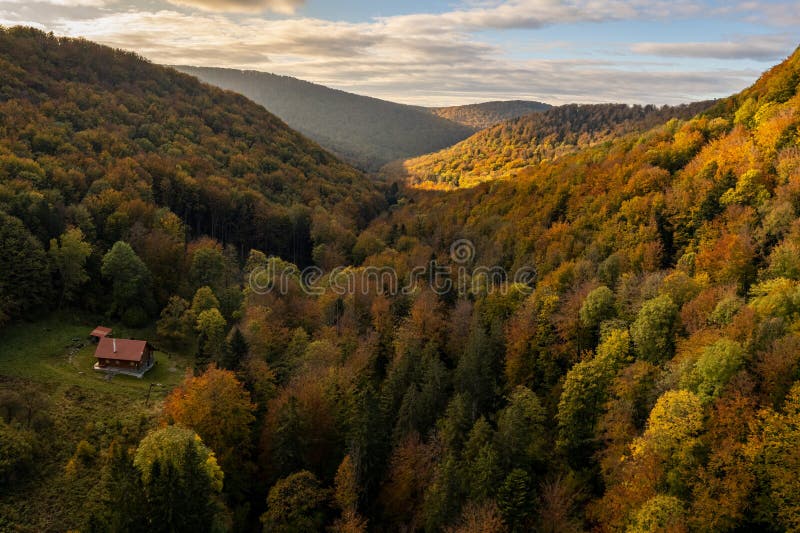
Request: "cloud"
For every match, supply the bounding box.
[164,0,303,14]
[1,0,105,6]
[45,8,763,106]
[731,1,800,27]
[376,0,704,33]
[632,34,796,61]
[3,0,794,106]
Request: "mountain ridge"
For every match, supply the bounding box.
[395,100,716,189]
[428,99,552,129]
[174,65,477,171]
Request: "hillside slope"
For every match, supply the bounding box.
[398,101,714,188]
[428,99,552,129]
[175,66,475,170]
[344,45,800,530]
[0,27,385,272]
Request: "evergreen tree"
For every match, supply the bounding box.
[272,396,307,478]
[101,441,148,533]
[0,210,51,324]
[133,426,224,532]
[495,386,547,471]
[195,330,212,374]
[497,469,533,533]
[222,328,249,371]
[455,323,497,418]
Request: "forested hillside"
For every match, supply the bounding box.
[343,44,800,531]
[175,66,475,170]
[3,23,800,533]
[429,100,552,129]
[0,27,386,325]
[398,101,714,188]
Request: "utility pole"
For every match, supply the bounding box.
[145,383,160,407]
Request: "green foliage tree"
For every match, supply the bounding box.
[628,494,686,533]
[455,324,497,417]
[463,417,502,502]
[196,308,227,364]
[579,285,616,329]
[96,440,148,533]
[437,393,473,455]
[422,454,463,532]
[0,211,51,324]
[191,286,220,316]
[48,227,91,306]
[746,383,800,530]
[101,241,152,320]
[630,295,678,363]
[693,339,745,402]
[133,426,224,532]
[495,385,547,470]
[261,470,327,533]
[557,329,631,464]
[157,296,193,348]
[190,246,226,291]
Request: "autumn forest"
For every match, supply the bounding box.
[1,22,800,533]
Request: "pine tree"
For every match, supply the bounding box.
[103,441,148,533]
[0,210,51,323]
[195,330,211,375]
[497,469,533,533]
[222,328,249,370]
[455,323,497,418]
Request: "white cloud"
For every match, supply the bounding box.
[164,0,303,14]
[45,8,765,106]
[3,0,795,106]
[632,34,796,61]
[732,1,800,27]
[1,0,105,6]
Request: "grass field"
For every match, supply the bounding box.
[0,313,193,531]
[0,312,190,397]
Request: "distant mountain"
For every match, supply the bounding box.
[396,101,715,188]
[175,66,475,171]
[428,100,552,129]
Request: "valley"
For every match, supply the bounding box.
[1,21,800,533]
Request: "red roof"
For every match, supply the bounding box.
[94,337,149,362]
[90,326,112,338]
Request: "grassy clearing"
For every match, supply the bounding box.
[0,313,193,531]
[0,312,190,396]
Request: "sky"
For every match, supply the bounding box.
[1,0,798,106]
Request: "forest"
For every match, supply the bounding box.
[175,66,476,171]
[2,24,800,533]
[428,100,552,130]
[396,101,715,189]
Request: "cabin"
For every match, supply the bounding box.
[89,326,112,342]
[93,337,154,378]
